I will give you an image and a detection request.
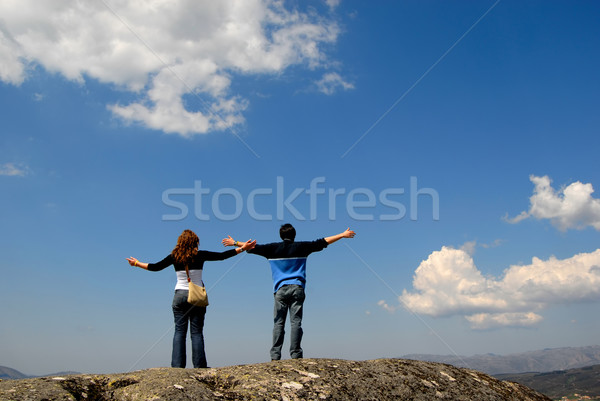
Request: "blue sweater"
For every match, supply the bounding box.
[248,238,328,292]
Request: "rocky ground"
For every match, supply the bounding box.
[0,358,552,401]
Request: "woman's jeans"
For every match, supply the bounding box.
[172,290,207,368]
[271,284,305,360]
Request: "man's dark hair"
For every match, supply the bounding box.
[280,223,296,241]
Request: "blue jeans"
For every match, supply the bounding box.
[172,290,207,368]
[271,285,305,360]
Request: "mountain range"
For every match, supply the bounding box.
[403,345,600,375]
[495,364,600,399]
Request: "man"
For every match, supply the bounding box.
[222,224,356,360]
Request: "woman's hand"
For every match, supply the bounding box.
[240,239,257,251]
[126,257,148,269]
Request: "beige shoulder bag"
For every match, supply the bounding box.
[185,265,209,307]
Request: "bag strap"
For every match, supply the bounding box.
[184,265,192,283]
[184,263,204,286]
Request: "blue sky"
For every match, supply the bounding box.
[1,0,599,375]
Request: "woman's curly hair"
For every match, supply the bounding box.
[172,229,199,265]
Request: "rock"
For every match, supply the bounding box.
[0,358,552,400]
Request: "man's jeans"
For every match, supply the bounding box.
[172,290,207,368]
[271,284,305,360]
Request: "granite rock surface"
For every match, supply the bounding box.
[0,358,552,400]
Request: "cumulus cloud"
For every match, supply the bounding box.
[0,163,30,177]
[506,175,600,231]
[394,246,600,329]
[0,0,343,136]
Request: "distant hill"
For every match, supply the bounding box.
[495,364,600,400]
[403,345,600,375]
[0,366,28,380]
[0,366,80,380]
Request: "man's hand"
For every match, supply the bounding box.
[223,236,256,251]
[325,228,356,244]
[342,228,356,238]
[222,235,235,247]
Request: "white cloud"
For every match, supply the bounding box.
[395,246,600,329]
[506,175,600,231]
[315,72,354,95]
[324,0,342,10]
[377,299,397,313]
[465,312,543,330]
[459,240,477,255]
[0,163,30,177]
[0,0,342,136]
[480,239,504,249]
[0,22,27,84]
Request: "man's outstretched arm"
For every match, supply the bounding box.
[324,228,355,244]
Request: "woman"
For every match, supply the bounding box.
[127,229,255,368]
